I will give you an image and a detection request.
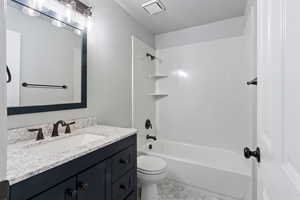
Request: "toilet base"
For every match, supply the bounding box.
[141,183,159,200]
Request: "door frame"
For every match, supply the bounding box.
[0,0,8,182]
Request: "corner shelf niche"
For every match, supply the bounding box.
[148,73,168,98]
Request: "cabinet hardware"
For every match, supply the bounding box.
[78,182,89,192]
[119,158,128,164]
[119,184,127,190]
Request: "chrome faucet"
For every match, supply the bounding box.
[52,120,66,137]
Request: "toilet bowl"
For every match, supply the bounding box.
[138,155,167,200]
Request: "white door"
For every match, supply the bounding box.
[257,0,300,199]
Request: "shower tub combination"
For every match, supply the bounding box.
[140,140,251,200]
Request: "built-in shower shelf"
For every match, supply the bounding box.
[148,74,168,79]
[148,93,168,97]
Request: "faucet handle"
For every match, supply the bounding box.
[28,128,44,141]
[64,121,76,134]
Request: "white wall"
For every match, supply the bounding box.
[155,18,252,153]
[155,16,245,49]
[0,0,7,180]
[132,36,156,150]
[7,0,154,129]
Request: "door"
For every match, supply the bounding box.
[0,0,8,199]
[77,162,107,200]
[257,0,300,199]
[30,178,76,200]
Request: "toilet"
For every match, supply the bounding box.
[138,155,168,200]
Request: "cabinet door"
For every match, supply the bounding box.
[77,162,107,200]
[30,178,76,200]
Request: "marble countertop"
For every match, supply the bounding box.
[7,125,137,185]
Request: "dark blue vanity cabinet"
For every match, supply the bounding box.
[9,134,137,200]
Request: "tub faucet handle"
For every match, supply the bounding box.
[146,134,157,141]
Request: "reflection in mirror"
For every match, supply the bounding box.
[6,1,83,108]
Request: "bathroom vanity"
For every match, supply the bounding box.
[7,125,137,200]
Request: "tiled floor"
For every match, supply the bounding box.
[157,179,223,200]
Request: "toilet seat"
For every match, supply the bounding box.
[138,155,167,175]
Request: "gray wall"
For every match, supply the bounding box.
[8,0,155,129]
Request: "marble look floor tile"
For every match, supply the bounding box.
[138,179,227,200]
[158,179,206,200]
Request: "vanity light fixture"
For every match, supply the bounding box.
[22,6,40,17]
[18,0,93,29]
[58,0,92,17]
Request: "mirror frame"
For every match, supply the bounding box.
[7,0,87,115]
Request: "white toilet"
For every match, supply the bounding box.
[137,155,168,200]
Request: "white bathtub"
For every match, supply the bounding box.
[139,140,251,200]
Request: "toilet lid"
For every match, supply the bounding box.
[137,156,167,172]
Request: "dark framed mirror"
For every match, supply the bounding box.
[6,0,87,115]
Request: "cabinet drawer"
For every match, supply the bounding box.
[112,146,135,182]
[112,170,135,200]
[77,162,106,200]
[29,178,76,200]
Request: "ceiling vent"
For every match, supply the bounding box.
[142,0,166,15]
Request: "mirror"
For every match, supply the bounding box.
[6,0,87,115]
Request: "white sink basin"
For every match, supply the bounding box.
[25,134,106,154]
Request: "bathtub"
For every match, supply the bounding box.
[139,140,251,200]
